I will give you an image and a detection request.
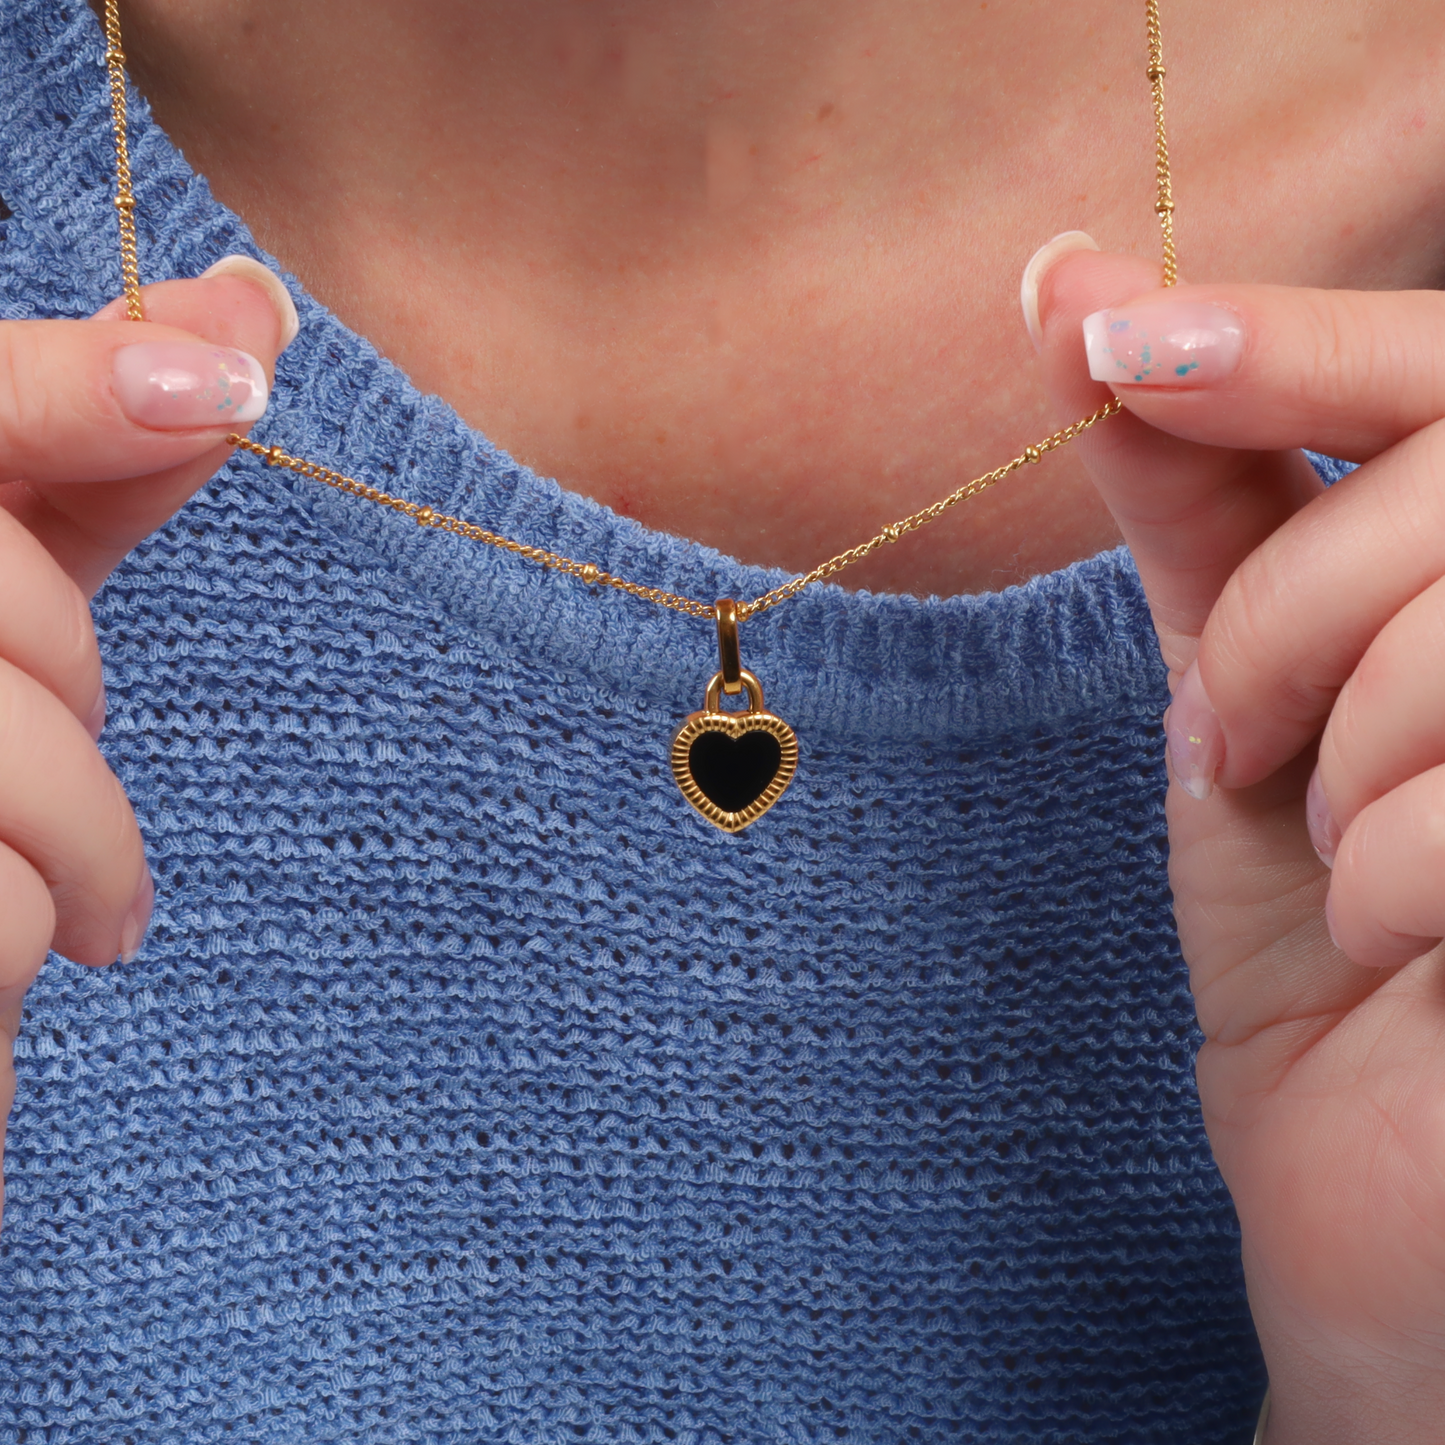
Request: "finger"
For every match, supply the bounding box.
[1187,417,1445,790]
[1309,571,1445,861]
[89,253,300,344]
[1326,763,1445,969]
[0,839,55,992]
[1170,749,1368,1050]
[0,261,294,595]
[0,310,268,484]
[1032,248,1323,671]
[0,508,105,736]
[0,982,20,1234]
[1078,281,1445,462]
[0,657,149,967]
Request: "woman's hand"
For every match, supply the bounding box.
[1029,242,1445,1444]
[0,258,295,1225]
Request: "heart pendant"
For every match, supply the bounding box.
[672,599,798,832]
[671,673,798,832]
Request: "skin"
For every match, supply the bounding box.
[3,1,1445,1438]
[113,0,1445,594]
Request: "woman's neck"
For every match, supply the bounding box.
[115,0,1445,595]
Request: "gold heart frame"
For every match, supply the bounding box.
[671,671,799,833]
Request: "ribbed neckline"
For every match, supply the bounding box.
[0,0,1168,746]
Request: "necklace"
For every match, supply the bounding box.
[101,0,1179,833]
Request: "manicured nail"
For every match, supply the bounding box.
[119,868,154,965]
[1305,766,1341,868]
[1083,302,1244,385]
[200,254,300,351]
[85,686,107,741]
[1166,661,1224,801]
[113,342,268,430]
[1324,892,1342,951]
[1020,231,1100,348]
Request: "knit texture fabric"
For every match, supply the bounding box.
[0,5,1269,1441]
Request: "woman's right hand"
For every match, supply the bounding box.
[0,256,296,1224]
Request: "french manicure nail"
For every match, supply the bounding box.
[119,869,154,965]
[1166,661,1224,801]
[85,686,107,741]
[1020,231,1100,348]
[1083,302,1244,386]
[200,254,300,351]
[1305,766,1342,868]
[113,342,268,430]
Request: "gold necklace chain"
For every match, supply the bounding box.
[102,0,1176,624]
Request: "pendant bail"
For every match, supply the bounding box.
[715,598,743,694]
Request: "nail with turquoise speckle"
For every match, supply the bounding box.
[1082,302,1244,387]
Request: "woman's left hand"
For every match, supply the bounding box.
[1031,246,1445,1444]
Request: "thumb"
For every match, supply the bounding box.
[7,256,298,597]
[1026,241,1322,676]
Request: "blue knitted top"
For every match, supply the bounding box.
[0,5,1302,1441]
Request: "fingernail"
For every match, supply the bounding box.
[1083,302,1245,385]
[1020,231,1099,349]
[1324,892,1342,951]
[119,869,154,965]
[200,254,300,351]
[1305,766,1342,868]
[85,686,107,741]
[1166,661,1224,801]
[113,342,269,429]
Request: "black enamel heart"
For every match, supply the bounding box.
[688,728,783,813]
